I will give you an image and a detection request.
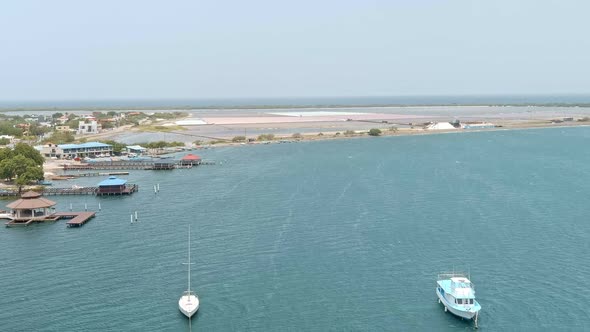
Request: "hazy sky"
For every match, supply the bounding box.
[1,0,589,100]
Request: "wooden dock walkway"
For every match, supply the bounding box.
[5,212,95,228]
[62,160,210,171]
[0,184,138,197]
[64,161,157,170]
[55,212,96,227]
[42,187,97,195]
[66,171,130,178]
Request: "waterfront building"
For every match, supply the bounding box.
[97,176,130,195]
[425,122,457,130]
[41,142,113,159]
[6,191,56,221]
[180,154,202,166]
[153,160,176,170]
[126,145,147,155]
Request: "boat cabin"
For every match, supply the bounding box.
[438,276,476,306]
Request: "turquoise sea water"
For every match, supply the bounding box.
[1,127,589,331]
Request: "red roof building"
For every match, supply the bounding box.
[180,154,202,166]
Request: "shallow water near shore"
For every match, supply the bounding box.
[1,127,589,331]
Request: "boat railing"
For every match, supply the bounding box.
[437,272,468,280]
[437,272,475,291]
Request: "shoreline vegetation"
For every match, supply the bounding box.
[12,108,590,148]
[0,104,588,185]
[196,120,590,148]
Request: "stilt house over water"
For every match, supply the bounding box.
[97,176,132,195]
[6,191,56,221]
[180,154,202,166]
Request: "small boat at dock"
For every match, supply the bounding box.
[0,210,14,220]
[436,273,481,327]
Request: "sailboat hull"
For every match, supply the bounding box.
[178,294,199,318]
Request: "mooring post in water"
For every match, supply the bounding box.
[157,183,160,192]
[70,203,72,211]
[98,202,101,211]
[130,214,134,224]
[135,211,138,221]
[154,185,157,194]
[85,203,87,211]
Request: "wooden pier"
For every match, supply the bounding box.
[64,161,159,170]
[56,212,96,227]
[62,160,207,171]
[0,184,138,197]
[67,171,130,178]
[42,187,97,195]
[5,212,95,228]
[46,184,139,196]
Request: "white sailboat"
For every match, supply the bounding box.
[178,225,199,318]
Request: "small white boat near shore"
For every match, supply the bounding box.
[436,273,481,327]
[0,210,14,220]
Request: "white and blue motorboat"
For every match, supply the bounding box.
[436,273,481,326]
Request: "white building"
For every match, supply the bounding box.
[425,122,457,130]
[77,120,101,135]
[125,145,147,155]
[41,142,113,159]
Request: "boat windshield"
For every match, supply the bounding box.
[456,298,474,305]
[451,278,472,289]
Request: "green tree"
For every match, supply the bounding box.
[28,123,50,136]
[0,155,43,184]
[232,136,246,142]
[0,138,10,145]
[101,121,115,129]
[100,140,126,154]
[16,163,44,190]
[257,133,275,141]
[344,130,355,136]
[66,119,80,128]
[13,143,44,166]
[0,147,14,161]
[0,122,23,137]
[44,131,75,144]
[368,128,382,136]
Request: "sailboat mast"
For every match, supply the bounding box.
[188,224,191,293]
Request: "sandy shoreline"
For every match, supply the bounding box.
[37,106,590,173]
[69,105,590,145]
[36,121,589,180]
